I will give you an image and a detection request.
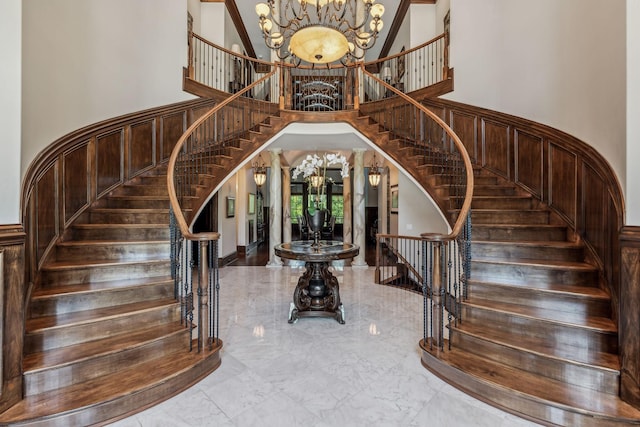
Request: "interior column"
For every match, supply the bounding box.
[343,174,352,243]
[352,148,367,267]
[267,148,283,267]
[282,166,292,245]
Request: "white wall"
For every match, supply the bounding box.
[218,176,238,258]
[200,3,226,46]
[410,4,438,46]
[398,173,449,237]
[21,0,193,179]
[0,0,22,224]
[446,0,627,202]
[628,0,640,225]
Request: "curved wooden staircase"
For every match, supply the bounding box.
[419,167,640,425]
[3,99,638,425]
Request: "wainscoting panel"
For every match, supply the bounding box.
[514,130,544,199]
[128,120,155,177]
[160,111,187,163]
[481,119,510,180]
[548,142,577,227]
[63,143,90,225]
[0,226,26,412]
[449,110,477,162]
[35,164,58,263]
[620,226,640,408]
[96,129,124,197]
[581,163,607,265]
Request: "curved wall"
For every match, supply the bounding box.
[446,0,627,210]
[21,0,193,181]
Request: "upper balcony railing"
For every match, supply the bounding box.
[187,31,451,108]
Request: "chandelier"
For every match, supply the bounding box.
[255,0,385,65]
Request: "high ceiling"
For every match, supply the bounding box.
[222,0,435,64]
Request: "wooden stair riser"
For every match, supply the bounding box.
[29,281,174,317]
[471,260,598,286]
[114,185,169,197]
[468,282,611,318]
[472,225,567,241]
[470,197,535,210]
[79,210,169,224]
[472,185,520,196]
[450,328,620,394]
[460,305,618,354]
[25,304,181,353]
[23,328,188,396]
[471,210,551,225]
[69,225,169,241]
[97,197,170,209]
[471,242,583,262]
[56,241,169,262]
[40,260,170,285]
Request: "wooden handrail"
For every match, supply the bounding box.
[167,69,278,241]
[363,33,447,67]
[360,65,474,240]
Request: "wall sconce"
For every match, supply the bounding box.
[309,173,324,188]
[252,153,267,187]
[368,152,381,188]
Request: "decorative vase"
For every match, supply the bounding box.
[307,209,327,247]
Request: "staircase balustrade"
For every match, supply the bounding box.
[360,66,473,351]
[168,70,279,352]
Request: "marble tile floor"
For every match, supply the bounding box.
[110,266,541,427]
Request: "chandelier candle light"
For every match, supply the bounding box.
[256,0,385,64]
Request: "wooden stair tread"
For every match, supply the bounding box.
[472,257,596,270]
[42,257,169,271]
[464,298,617,332]
[0,344,221,424]
[85,208,168,213]
[56,239,168,248]
[23,322,186,372]
[26,298,177,331]
[452,322,620,370]
[467,279,610,299]
[472,224,565,230]
[71,223,167,229]
[32,275,173,297]
[472,240,580,249]
[423,345,640,422]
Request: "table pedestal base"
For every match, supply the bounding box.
[288,261,344,324]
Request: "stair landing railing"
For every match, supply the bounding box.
[168,69,279,352]
[361,65,473,352]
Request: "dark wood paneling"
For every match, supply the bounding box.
[63,144,89,225]
[620,226,640,408]
[449,110,477,162]
[482,119,510,179]
[96,130,124,197]
[129,120,155,177]
[581,163,607,264]
[548,143,577,226]
[0,226,26,413]
[514,130,543,199]
[35,165,57,264]
[161,112,186,162]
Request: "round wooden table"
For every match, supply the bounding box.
[275,240,359,324]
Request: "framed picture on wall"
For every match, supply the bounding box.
[248,193,255,215]
[396,46,406,83]
[391,185,399,214]
[226,196,235,218]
